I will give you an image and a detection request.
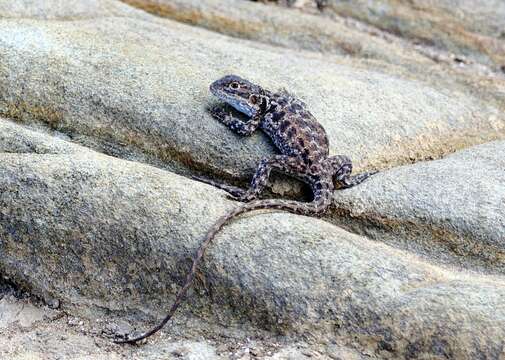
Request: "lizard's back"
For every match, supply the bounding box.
[261,92,330,166]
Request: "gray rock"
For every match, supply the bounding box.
[1,1,505,359]
[0,118,82,154]
[433,0,505,38]
[0,9,503,191]
[121,0,505,110]
[1,295,338,360]
[331,140,505,273]
[0,0,150,20]
[0,121,504,358]
[138,341,220,360]
[0,300,221,360]
[120,0,433,69]
[0,295,48,329]
[324,0,505,69]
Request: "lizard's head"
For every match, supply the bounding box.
[210,75,267,117]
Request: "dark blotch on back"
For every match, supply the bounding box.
[301,152,312,166]
[271,111,285,123]
[287,127,297,138]
[279,120,290,133]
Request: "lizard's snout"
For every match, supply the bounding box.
[209,81,218,95]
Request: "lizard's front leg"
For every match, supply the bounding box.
[238,155,307,202]
[208,105,261,136]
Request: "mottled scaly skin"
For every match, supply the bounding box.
[116,75,374,344]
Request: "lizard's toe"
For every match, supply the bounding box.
[226,193,242,201]
[225,191,256,202]
[236,192,257,202]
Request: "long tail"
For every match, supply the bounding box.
[114,196,329,344]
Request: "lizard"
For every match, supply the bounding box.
[115,75,374,344]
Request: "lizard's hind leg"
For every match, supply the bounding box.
[329,155,376,189]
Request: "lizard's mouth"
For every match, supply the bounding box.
[215,100,255,119]
[210,88,253,116]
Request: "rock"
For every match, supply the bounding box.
[0,285,347,360]
[0,301,220,360]
[103,320,134,338]
[327,344,368,360]
[0,295,48,329]
[118,0,505,111]
[0,7,503,190]
[139,341,220,360]
[0,119,505,358]
[330,140,505,273]
[120,1,505,99]
[0,118,81,154]
[0,0,150,20]
[120,0,432,68]
[323,0,505,69]
[46,298,60,309]
[1,1,505,359]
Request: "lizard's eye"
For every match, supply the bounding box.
[249,95,258,104]
[230,82,239,89]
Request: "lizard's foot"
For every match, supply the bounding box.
[207,104,229,122]
[233,191,257,202]
[192,176,248,199]
[218,187,257,202]
[338,171,377,189]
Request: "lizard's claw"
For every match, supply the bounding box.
[223,189,257,202]
[192,175,251,201]
[225,189,251,202]
[225,193,243,201]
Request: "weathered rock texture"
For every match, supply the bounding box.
[1,0,505,359]
[331,141,505,274]
[1,117,505,359]
[121,0,433,68]
[0,0,150,20]
[117,0,505,106]
[1,5,504,187]
[323,0,505,70]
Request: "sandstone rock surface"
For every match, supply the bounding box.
[1,117,505,358]
[0,0,149,20]
[331,141,505,273]
[1,7,503,186]
[324,0,505,70]
[1,0,505,359]
[121,0,432,68]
